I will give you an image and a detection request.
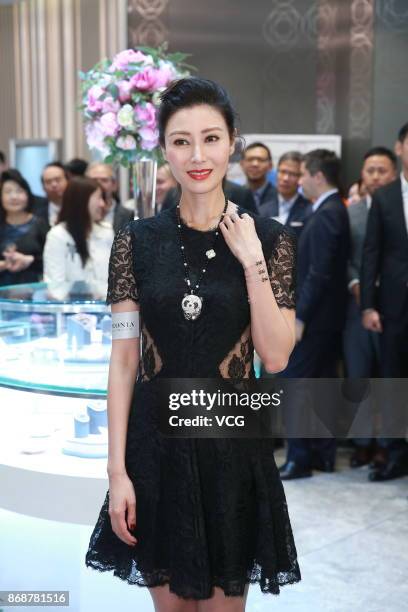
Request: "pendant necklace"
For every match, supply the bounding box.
[176,195,229,321]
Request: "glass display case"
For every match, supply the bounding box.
[0,281,111,396]
[0,282,112,523]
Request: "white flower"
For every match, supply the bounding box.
[117,104,135,128]
[116,135,137,150]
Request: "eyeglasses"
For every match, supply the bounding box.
[278,169,301,179]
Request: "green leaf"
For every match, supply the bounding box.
[107,83,119,99]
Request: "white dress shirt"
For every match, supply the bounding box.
[366,194,372,210]
[272,193,297,225]
[48,202,61,227]
[348,194,372,292]
[43,221,114,297]
[312,188,339,213]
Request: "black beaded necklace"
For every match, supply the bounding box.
[176,195,229,321]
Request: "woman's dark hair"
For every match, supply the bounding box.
[0,168,34,224]
[57,176,102,267]
[158,77,238,146]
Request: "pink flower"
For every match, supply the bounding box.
[85,121,109,156]
[111,49,153,71]
[117,79,133,102]
[101,96,120,114]
[116,135,137,150]
[139,126,159,150]
[100,112,119,137]
[135,102,156,129]
[87,85,105,112]
[155,61,176,88]
[130,67,160,91]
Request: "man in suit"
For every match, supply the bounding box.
[240,142,278,217]
[33,162,69,230]
[361,123,408,481]
[279,149,350,480]
[161,177,258,214]
[268,151,312,235]
[344,147,397,471]
[260,152,312,384]
[86,162,132,234]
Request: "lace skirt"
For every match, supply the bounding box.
[85,382,301,600]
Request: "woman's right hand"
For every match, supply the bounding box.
[108,472,137,546]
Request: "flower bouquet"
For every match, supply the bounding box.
[79,44,192,167]
[79,44,192,217]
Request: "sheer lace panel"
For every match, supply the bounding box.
[267,228,296,309]
[106,224,139,305]
[139,323,163,382]
[219,324,253,380]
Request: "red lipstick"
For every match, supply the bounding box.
[187,169,213,181]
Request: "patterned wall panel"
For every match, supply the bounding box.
[261,0,317,134]
[128,0,168,47]
[371,0,408,147]
[376,0,408,31]
[315,0,338,134]
[348,0,374,140]
[128,0,320,135]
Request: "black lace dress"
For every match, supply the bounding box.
[85,205,301,599]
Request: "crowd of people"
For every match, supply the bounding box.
[1,121,407,483]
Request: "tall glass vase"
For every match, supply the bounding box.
[132,158,157,219]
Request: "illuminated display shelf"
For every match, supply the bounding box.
[0,282,112,524]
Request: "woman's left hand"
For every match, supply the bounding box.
[219,211,264,268]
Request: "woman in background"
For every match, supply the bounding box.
[43,176,114,297]
[0,169,48,286]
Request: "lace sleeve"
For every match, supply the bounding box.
[267,228,297,309]
[106,224,139,305]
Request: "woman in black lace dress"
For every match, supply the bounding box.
[85,77,301,611]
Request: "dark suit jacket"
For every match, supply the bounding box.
[0,215,48,286]
[296,192,350,332]
[261,192,312,237]
[253,182,278,217]
[32,196,51,230]
[113,202,133,234]
[360,178,408,320]
[161,180,258,214]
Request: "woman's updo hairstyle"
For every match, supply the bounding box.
[158,77,238,147]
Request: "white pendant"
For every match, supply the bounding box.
[206,249,216,259]
[181,294,203,320]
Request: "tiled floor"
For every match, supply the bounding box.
[1,447,407,612]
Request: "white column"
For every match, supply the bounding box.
[62,0,75,159]
[36,0,48,138]
[46,0,63,140]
